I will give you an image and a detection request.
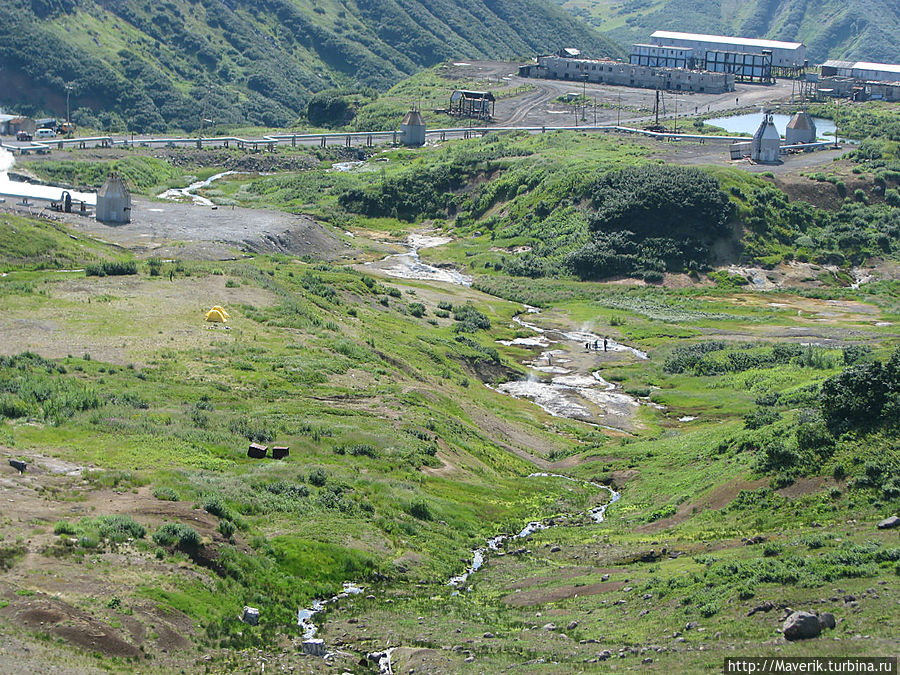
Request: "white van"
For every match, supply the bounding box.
[35,128,57,139]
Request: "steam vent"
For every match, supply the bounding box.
[96,173,132,224]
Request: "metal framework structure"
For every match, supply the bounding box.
[448,90,496,120]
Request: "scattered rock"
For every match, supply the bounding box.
[601,574,610,581]
[567,621,578,630]
[542,623,557,632]
[743,535,766,545]
[783,611,822,641]
[483,632,494,639]
[642,658,653,664]
[818,612,836,630]
[748,601,776,616]
[877,516,900,530]
[685,622,698,631]
[8,459,26,473]
[550,546,561,553]
[464,656,474,663]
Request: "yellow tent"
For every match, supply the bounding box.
[211,305,230,318]
[205,307,228,323]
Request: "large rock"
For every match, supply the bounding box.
[877,516,900,530]
[818,612,836,630]
[783,611,821,641]
[240,606,259,625]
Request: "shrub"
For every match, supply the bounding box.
[408,500,432,521]
[744,407,781,430]
[408,302,425,318]
[204,496,231,519]
[218,519,236,539]
[53,521,76,535]
[308,468,327,487]
[85,261,138,277]
[94,515,146,542]
[153,487,179,501]
[152,523,200,552]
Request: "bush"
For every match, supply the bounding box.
[85,261,138,277]
[308,468,327,487]
[94,515,146,542]
[452,303,490,333]
[152,523,200,552]
[153,487,179,501]
[408,302,425,318]
[203,496,230,519]
[53,521,76,535]
[408,500,432,521]
[218,519,236,539]
[744,407,781,430]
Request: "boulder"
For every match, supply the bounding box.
[303,639,325,656]
[818,612,836,630]
[877,516,900,530]
[542,623,557,631]
[783,611,821,641]
[567,621,579,630]
[8,459,26,473]
[240,606,260,626]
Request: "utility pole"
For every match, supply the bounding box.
[617,90,621,126]
[65,83,73,126]
[674,94,678,134]
[582,74,588,122]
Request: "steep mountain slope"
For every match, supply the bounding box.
[0,0,621,132]
[558,0,900,64]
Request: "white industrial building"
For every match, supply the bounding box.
[649,31,807,69]
[821,60,900,83]
[524,55,734,93]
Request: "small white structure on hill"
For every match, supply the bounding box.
[785,111,816,145]
[96,173,131,223]
[751,113,781,163]
[399,110,426,147]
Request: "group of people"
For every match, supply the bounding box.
[585,338,609,352]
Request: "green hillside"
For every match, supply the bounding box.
[0,0,621,132]
[557,0,900,64]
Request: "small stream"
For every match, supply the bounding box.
[366,234,473,286]
[156,170,238,206]
[494,308,657,430]
[295,472,619,668]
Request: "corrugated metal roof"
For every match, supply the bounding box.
[822,60,855,69]
[651,30,803,51]
[854,61,900,74]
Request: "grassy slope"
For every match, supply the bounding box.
[556,0,900,64]
[1,132,899,671]
[0,0,621,132]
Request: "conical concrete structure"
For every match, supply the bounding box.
[751,113,781,163]
[96,173,131,223]
[399,110,426,147]
[785,111,816,145]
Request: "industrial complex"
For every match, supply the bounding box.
[519,29,899,102]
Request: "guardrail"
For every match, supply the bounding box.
[3,125,837,156]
